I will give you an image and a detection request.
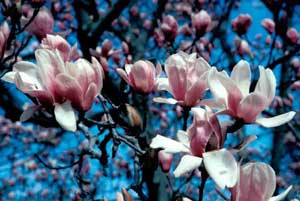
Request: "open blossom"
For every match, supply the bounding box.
[261,18,275,33]
[41,34,79,62]
[206,60,295,127]
[191,10,211,36]
[231,14,252,35]
[22,7,54,39]
[150,107,237,189]
[0,21,10,56]
[2,49,103,131]
[116,60,158,94]
[231,162,292,201]
[154,51,210,106]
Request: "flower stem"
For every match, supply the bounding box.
[182,106,190,130]
[198,168,208,201]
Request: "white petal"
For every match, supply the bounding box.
[254,66,276,106]
[150,135,190,153]
[125,64,132,74]
[173,155,202,177]
[231,60,251,97]
[153,97,178,104]
[20,105,41,122]
[268,186,293,201]
[177,130,190,148]
[1,72,16,83]
[155,77,170,92]
[203,149,238,189]
[54,101,77,132]
[207,68,228,107]
[255,111,296,128]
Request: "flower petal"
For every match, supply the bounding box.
[155,77,170,92]
[237,93,266,123]
[150,134,190,153]
[231,60,251,97]
[255,111,296,128]
[268,186,293,201]
[20,105,41,122]
[153,97,178,104]
[54,101,76,132]
[177,130,190,148]
[203,149,238,189]
[1,72,16,83]
[254,66,276,106]
[116,68,130,84]
[173,155,202,177]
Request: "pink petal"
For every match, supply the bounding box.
[81,83,97,111]
[55,73,83,108]
[116,68,130,84]
[237,93,266,123]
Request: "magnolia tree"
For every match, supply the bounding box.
[0,0,300,200]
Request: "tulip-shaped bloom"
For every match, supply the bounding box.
[261,18,275,33]
[0,22,9,56]
[155,51,210,106]
[161,15,178,42]
[231,162,292,201]
[2,49,103,131]
[231,14,252,35]
[116,60,157,94]
[234,38,251,56]
[150,107,237,189]
[206,60,295,127]
[22,7,54,39]
[191,10,211,36]
[41,34,79,62]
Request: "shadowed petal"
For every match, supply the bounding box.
[231,60,251,97]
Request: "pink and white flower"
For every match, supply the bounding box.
[261,18,275,33]
[206,60,295,127]
[231,162,292,201]
[2,49,103,131]
[116,60,158,94]
[191,10,211,36]
[41,34,79,62]
[231,14,252,35]
[0,21,10,56]
[154,51,211,106]
[150,107,237,189]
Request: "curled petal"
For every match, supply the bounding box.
[150,134,190,153]
[173,155,202,177]
[203,149,238,189]
[255,111,296,128]
[54,101,76,132]
[268,186,293,201]
[116,68,130,84]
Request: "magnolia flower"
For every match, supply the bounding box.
[234,38,251,55]
[206,60,295,127]
[0,22,9,56]
[161,15,178,42]
[286,28,298,44]
[22,7,54,39]
[2,49,103,131]
[158,150,173,172]
[261,18,275,33]
[231,162,292,201]
[154,51,210,106]
[191,10,211,36]
[231,14,252,35]
[41,34,79,62]
[116,60,158,94]
[150,108,237,189]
